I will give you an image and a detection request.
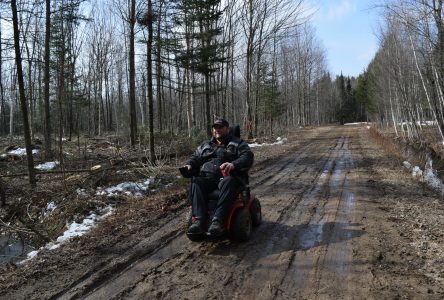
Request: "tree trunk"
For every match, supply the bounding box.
[156,1,163,132]
[245,0,255,139]
[128,0,137,147]
[147,0,155,164]
[11,0,36,185]
[0,10,4,135]
[205,73,211,136]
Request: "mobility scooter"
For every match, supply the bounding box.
[179,126,262,242]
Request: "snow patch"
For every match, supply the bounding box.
[412,166,423,178]
[422,159,442,192]
[76,188,89,198]
[35,161,59,171]
[248,137,288,148]
[46,201,57,212]
[403,161,412,170]
[96,177,155,198]
[403,158,444,194]
[26,250,39,259]
[398,120,437,126]
[20,206,114,264]
[8,148,39,156]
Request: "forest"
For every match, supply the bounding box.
[1,2,444,297]
[0,1,362,172]
[0,0,444,179]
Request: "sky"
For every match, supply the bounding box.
[309,0,381,78]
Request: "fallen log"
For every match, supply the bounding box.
[0,164,150,178]
[0,168,105,178]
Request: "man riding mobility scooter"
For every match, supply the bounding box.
[180,119,261,242]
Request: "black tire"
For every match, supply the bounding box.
[230,209,252,242]
[251,198,262,226]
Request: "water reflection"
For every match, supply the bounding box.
[0,235,32,264]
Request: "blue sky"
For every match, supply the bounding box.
[309,0,380,77]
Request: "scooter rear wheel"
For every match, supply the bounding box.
[251,198,262,226]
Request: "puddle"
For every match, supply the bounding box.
[298,223,325,250]
[0,235,33,264]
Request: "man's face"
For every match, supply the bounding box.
[212,125,229,139]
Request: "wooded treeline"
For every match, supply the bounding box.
[0,0,356,160]
[363,0,444,143]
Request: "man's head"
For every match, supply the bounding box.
[212,118,230,140]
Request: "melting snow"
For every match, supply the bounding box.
[35,161,59,171]
[8,148,39,156]
[20,206,114,264]
[45,201,57,213]
[398,120,437,126]
[96,177,155,198]
[403,161,412,169]
[412,166,423,178]
[76,188,89,198]
[403,159,444,194]
[248,137,288,148]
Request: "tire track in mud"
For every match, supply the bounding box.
[76,144,322,299]
[54,126,366,300]
[277,134,358,299]
[52,210,196,300]
[230,133,355,299]
[58,129,334,299]
[139,128,354,300]
[54,142,318,298]
[198,132,344,299]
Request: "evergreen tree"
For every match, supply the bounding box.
[51,0,88,141]
[258,64,284,135]
[336,76,363,123]
[355,71,375,121]
[344,77,357,122]
[336,73,346,124]
[174,0,226,135]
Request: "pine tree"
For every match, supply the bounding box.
[336,73,346,124]
[174,0,226,135]
[355,71,376,120]
[258,64,284,135]
[51,0,88,139]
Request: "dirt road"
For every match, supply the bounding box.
[1,125,443,299]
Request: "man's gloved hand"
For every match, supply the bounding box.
[179,165,193,178]
[220,162,234,176]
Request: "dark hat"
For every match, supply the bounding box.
[212,118,229,128]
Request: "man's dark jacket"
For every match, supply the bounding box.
[187,134,253,180]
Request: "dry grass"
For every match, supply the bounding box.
[368,126,444,181]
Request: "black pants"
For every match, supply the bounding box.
[191,176,242,223]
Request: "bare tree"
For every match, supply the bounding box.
[241,0,308,138]
[10,0,36,185]
[43,0,52,158]
[128,0,137,147]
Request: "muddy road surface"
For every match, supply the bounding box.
[1,125,443,299]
